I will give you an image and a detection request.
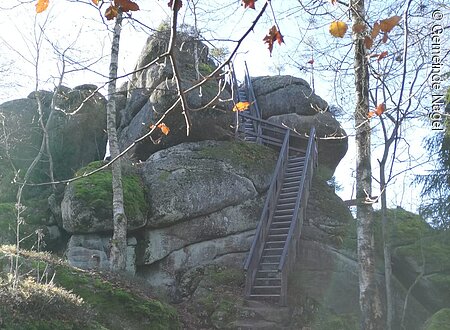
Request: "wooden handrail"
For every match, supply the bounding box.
[237,112,311,141]
[278,126,316,270]
[243,129,290,296]
[277,126,317,305]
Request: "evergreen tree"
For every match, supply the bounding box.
[418,91,450,227]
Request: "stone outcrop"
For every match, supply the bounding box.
[0,85,107,202]
[117,29,234,161]
[61,161,147,234]
[251,75,348,177]
[251,75,329,118]
[1,27,448,330]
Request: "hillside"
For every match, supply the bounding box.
[0,245,180,330]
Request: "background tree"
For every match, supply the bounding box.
[417,92,450,227]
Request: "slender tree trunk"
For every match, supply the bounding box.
[380,168,393,330]
[107,11,127,271]
[351,0,383,328]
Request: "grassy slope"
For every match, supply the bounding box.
[0,246,179,330]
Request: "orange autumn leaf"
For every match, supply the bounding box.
[307,59,314,65]
[36,0,49,13]
[263,25,284,55]
[329,0,337,4]
[375,103,385,116]
[329,20,348,38]
[115,0,139,11]
[352,23,366,33]
[233,101,251,112]
[380,15,401,33]
[368,104,386,118]
[382,32,388,43]
[242,0,257,9]
[158,123,170,135]
[364,36,374,49]
[371,22,381,40]
[91,0,99,5]
[150,123,170,135]
[105,5,118,20]
[377,51,388,62]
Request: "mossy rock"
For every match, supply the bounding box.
[53,266,180,330]
[0,246,180,330]
[424,308,450,330]
[198,141,277,177]
[310,308,358,330]
[62,161,148,233]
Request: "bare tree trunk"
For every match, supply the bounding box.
[107,11,127,271]
[351,0,383,328]
[380,169,393,330]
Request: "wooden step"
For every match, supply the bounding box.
[267,233,288,240]
[248,294,281,300]
[259,262,279,270]
[278,196,297,204]
[274,207,294,215]
[256,269,280,277]
[279,191,297,198]
[261,247,284,255]
[286,165,304,171]
[252,286,282,295]
[289,156,305,162]
[261,255,281,263]
[285,171,303,178]
[272,214,292,221]
[269,227,289,234]
[270,221,291,229]
[264,241,284,249]
[275,203,295,210]
[280,186,298,193]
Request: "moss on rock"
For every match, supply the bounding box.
[424,308,450,330]
[0,246,180,330]
[199,140,277,174]
[73,161,146,220]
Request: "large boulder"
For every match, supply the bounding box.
[251,75,328,118]
[0,86,107,201]
[140,140,277,228]
[61,161,147,234]
[118,29,234,161]
[135,140,277,299]
[250,75,347,177]
[268,112,348,176]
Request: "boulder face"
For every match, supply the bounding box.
[117,29,234,161]
[0,86,107,201]
[251,75,348,177]
[61,161,147,234]
[268,112,348,176]
[251,75,328,118]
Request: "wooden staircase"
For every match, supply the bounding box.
[233,63,318,306]
[249,155,305,300]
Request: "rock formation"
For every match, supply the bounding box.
[1,27,449,329]
[117,28,234,161]
[252,75,348,178]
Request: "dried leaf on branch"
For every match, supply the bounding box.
[263,25,284,55]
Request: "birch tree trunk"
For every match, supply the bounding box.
[107,11,127,271]
[350,0,383,328]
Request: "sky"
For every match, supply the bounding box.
[0,0,448,215]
